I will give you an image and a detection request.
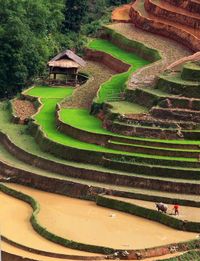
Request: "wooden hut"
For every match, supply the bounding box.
[48,50,86,85]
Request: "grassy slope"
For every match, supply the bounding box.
[60,107,200,148]
[60,108,200,152]
[26,87,126,152]
[24,87,198,161]
[26,87,72,99]
[60,108,110,134]
[88,39,149,103]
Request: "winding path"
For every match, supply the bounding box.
[62,60,115,109]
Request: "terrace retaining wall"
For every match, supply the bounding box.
[85,49,130,74]
[165,0,200,14]
[97,195,200,232]
[2,185,200,260]
[2,237,105,260]
[146,0,200,29]
[2,130,200,191]
[101,27,161,63]
[156,77,200,98]
[2,252,35,261]
[56,106,200,158]
[56,105,109,146]
[106,141,199,157]
[104,119,182,140]
[130,3,200,52]
[103,157,200,182]
[150,107,200,122]
[1,131,200,194]
[93,189,200,258]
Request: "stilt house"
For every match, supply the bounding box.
[48,50,86,84]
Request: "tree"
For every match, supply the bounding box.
[0,0,65,98]
[63,0,88,32]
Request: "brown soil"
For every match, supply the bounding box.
[13,99,36,120]
[144,251,186,260]
[107,23,192,89]
[2,241,186,261]
[133,0,200,38]
[158,0,200,19]
[107,196,200,222]
[62,60,115,109]
[112,4,132,22]
[0,190,100,257]
[5,184,198,251]
[2,241,79,261]
[149,0,200,38]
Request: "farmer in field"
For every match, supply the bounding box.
[155,202,168,214]
[172,204,179,216]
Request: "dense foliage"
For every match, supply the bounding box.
[0,0,130,98]
[0,0,65,97]
[63,0,88,32]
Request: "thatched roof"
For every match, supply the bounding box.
[48,50,86,69]
[49,59,80,68]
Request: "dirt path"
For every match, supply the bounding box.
[0,190,100,257]
[107,23,192,89]
[5,184,198,251]
[62,60,115,109]
[112,4,131,22]
[107,196,200,222]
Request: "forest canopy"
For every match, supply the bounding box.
[0,0,130,98]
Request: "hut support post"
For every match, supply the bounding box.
[75,73,78,85]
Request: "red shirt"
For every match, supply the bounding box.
[174,205,179,210]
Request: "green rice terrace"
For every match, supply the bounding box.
[2,1,200,261]
[87,39,149,103]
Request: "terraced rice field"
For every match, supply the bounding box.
[0,187,98,257]
[88,39,149,103]
[107,196,200,222]
[2,242,83,261]
[26,86,199,162]
[2,4,200,259]
[107,23,191,89]
[27,88,200,166]
[1,184,198,251]
[60,108,110,134]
